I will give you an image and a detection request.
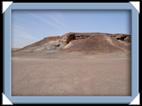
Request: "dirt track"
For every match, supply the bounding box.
[12,52,131,96]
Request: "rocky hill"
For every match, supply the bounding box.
[13,32,130,55]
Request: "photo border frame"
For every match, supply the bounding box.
[3,2,139,104]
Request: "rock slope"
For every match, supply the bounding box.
[13,32,131,55]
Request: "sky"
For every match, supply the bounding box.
[11,10,130,48]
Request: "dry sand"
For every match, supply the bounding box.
[12,52,131,96]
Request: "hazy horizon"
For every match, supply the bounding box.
[12,10,131,48]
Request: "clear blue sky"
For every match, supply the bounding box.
[12,10,130,48]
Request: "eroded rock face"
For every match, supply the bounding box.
[60,33,76,44]
[60,32,95,45]
[61,32,130,44]
[111,34,130,42]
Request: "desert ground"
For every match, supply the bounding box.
[12,32,131,96]
[12,52,130,96]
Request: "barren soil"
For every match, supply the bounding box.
[12,52,131,96]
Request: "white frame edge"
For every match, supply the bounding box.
[130,93,140,105]
[130,1,140,13]
[2,93,13,105]
[2,1,13,13]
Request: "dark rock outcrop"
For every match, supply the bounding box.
[111,34,131,42]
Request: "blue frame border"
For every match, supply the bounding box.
[3,3,139,104]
